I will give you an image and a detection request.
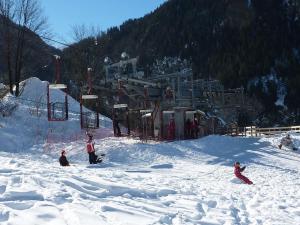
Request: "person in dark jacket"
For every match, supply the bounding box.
[59,150,70,166]
[191,118,199,139]
[114,114,121,136]
[234,162,253,184]
[185,118,192,139]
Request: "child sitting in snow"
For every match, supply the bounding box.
[234,162,253,185]
[278,134,297,151]
[59,150,70,166]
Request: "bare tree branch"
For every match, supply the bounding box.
[0,0,49,96]
[71,24,102,42]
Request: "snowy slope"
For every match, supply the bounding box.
[0,78,300,225]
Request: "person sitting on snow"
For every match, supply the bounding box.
[86,134,105,164]
[234,162,253,185]
[59,150,70,166]
[278,134,297,151]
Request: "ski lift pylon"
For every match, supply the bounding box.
[47,55,68,121]
[80,68,99,129]
[112,104,130,136]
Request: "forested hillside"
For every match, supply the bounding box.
[62,0,300,121]
[0,15,58,86]
[2,0,300,123]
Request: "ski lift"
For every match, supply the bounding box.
[47,55,68,121]
[80,68,99,129]
[112,104,130,136]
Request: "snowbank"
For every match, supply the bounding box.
[0,77,112,153]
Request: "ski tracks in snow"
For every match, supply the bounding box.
[0,136,300,224]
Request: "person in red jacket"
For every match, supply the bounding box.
[167,117,175,140]
[86,133,105,164]
[234,162,253,184]
[86,134,103,164]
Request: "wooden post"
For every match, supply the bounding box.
[65,89,68,120]
[47,83,50,121]
[80,96,83,129]
[127,108,130,136]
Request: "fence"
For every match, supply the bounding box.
[226,125,300,137]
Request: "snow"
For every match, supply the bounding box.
[1,77,300,225]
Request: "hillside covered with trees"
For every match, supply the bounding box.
[61,0,300,124]
[1,0,300,124]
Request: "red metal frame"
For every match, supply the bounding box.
[112,105,130,137]
[160,110,175,140]
[80,68,99,129]
[137,109,155,140]
[47,55,68,121]
[80,96,99,129]
[47,83,68,121]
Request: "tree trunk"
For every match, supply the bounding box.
[5,27,14,94]
[1,15,14,94]
[14,26,26,97]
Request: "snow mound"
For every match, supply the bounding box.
[20,77,79,112]
[0,77,112,153]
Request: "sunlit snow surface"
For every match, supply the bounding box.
[0,78,300,225]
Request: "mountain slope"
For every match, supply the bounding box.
[62,0,300,120]
[0,16,60,83]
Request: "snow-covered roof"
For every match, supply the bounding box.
[82,95,98,100]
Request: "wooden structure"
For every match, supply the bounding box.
[140,109,154,141]
[244,126,300,137]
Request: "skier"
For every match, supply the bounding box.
[278,134,297,151]
[234,162,253,185]
[59,150,70,166]
[86,134,105,164]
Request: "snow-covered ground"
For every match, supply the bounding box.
[0,78,300,225]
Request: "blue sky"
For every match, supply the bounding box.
[40,0,166,45]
